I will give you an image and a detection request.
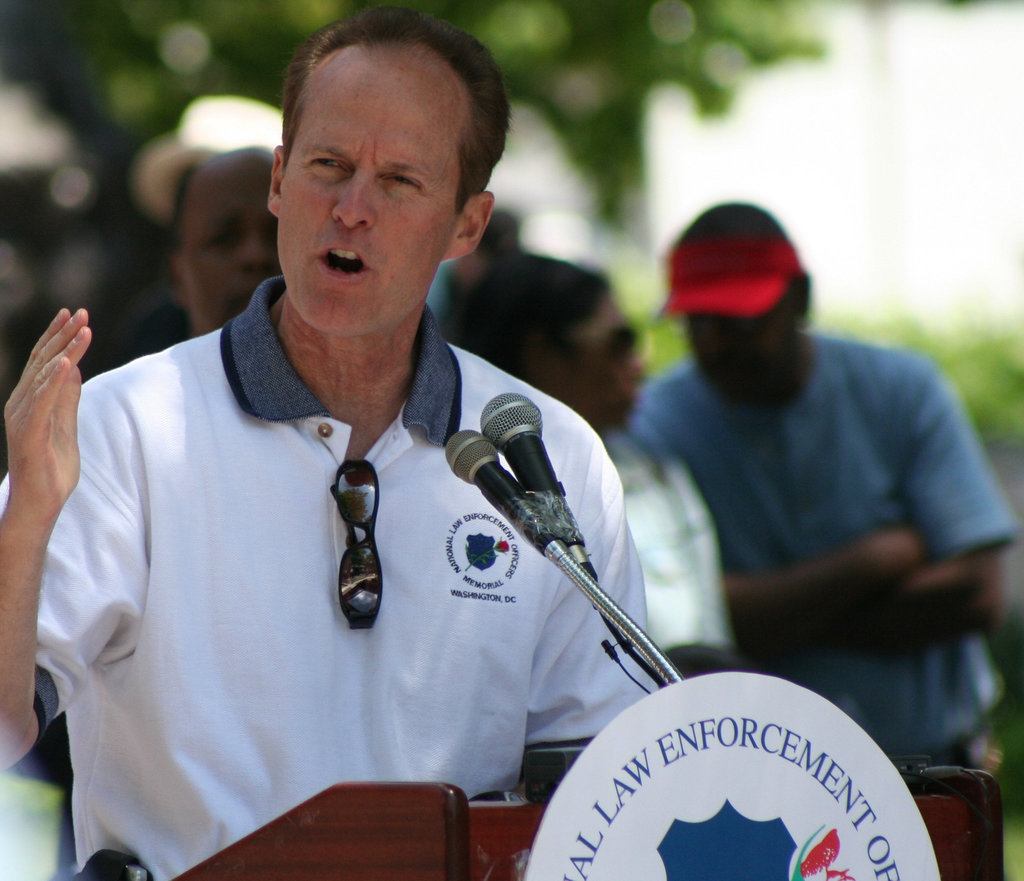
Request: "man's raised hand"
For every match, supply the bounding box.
[4,308,92,528]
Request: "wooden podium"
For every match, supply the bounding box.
[909,766,1002,881]
[174,783,470,881]
[174,770,1001,881]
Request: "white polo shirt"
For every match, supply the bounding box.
[15,279,648,880]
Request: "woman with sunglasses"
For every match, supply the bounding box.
[453,251,747,675]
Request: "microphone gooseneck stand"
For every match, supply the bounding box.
[543,540,683,688]
[520,484,682,689]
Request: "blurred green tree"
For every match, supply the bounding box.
[63,0,823,218]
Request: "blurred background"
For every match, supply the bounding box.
[1,0,1023,876]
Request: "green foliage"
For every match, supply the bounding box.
[992,620,1024,819]
[62,0,823,219]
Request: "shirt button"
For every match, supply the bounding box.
[317,422,333,438]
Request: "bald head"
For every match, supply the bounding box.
[170,147,280,337]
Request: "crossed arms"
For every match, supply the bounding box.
[726,524,1008,661]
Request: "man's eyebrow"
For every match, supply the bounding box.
[309,146,426,172]
[304,143,449,188]
[383,160,426,175]
[309,144,348,159]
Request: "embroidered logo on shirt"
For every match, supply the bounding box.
[445,513,521,603]
[465,533,511,571]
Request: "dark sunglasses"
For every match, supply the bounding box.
[603,325,639,358]
[330,459,382,629]
[564,325,638,359]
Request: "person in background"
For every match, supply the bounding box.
[631,201,1017,766]
[453,251,745,673]
[0,9,647,879]
[114,146,280,362]
[168,147,280,338]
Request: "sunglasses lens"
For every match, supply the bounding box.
[609,326,637,357]
[335,467,377,525]
[339,544,381,616]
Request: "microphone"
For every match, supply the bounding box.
[445,430,562,555]
[480,393,560,495]
[480,393,594,576]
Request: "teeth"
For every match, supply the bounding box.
[327,248,364,274]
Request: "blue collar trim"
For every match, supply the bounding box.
[220,277,461,446]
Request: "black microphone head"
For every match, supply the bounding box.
[445,429,498,484]
[480,392,543,450]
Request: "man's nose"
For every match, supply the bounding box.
[332,175,378,229]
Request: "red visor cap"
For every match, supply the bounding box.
[665,237,803,318]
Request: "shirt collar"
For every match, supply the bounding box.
[220,277,461,446]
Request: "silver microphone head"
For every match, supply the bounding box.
[445,429,498,484]
[480,392,543,449]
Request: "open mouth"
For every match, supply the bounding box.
[327,248,364,274]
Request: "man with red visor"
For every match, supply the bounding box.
[631,201,1017,767]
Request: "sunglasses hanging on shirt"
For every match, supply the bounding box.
[330,459,382,628]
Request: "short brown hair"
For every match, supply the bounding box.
[281,6,509,209]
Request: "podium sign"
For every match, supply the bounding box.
[524,672,941,881]
[174,672,996,880]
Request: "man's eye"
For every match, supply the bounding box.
[392,175,417,186]
[312,157,350,171]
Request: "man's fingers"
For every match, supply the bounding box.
[26,346,87,423]
[5,316,91,451]
[25,309,90,375]
[24,309,71,364]
[59,323,92,375]
[7,312,90,414]
[43,309,91,368]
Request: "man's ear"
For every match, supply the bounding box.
[444,191,494,262]
[267,146,286,218]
